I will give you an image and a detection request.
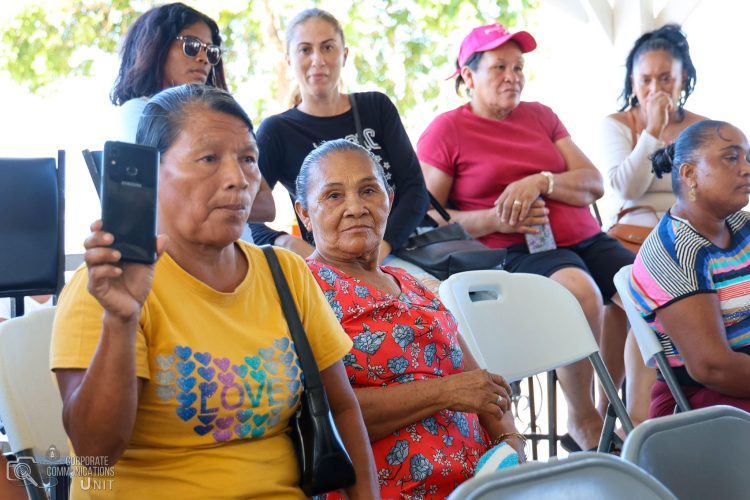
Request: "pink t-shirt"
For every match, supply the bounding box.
[417,102,601,248]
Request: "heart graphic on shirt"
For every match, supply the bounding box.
[244,356,261,369]
[212,429,232,442]
[232,364,249,378]
[250,370,266,385]
[155,385,176,401]
[287,380,301,394]
[218,372,234,386]
[176,392,197,408]
[176,360,196,376]
[280,351,294,367]
[265,361,279,375]
[174,345,192,361]
[176,406,196,421]
[235,423,252,438]
[200,381,218,399]
[198,415,217,425]
[251,427,266,438]
[193,424,214,436]
[155,370,176,385]
[216,416,234,430]
[213,357,230,372]
[194,352,212,366]
[252,413,269,426]
[156,354,176,370]
[236,408,253,423]
[177,376,197,392]
[197,366,215,381]
[284,366,299,379]
[287,395,299,408]
[273,337,290,352]
[267,414,281,427]
[258,347,275,361]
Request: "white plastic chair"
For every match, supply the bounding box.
[622,405,750,500]
[613,265,691,413]
[448,452,676,500]
[439,270,633,454]
[0,307,69,499]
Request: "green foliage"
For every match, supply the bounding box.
[0,0,535,117]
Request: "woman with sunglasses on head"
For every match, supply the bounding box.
[110,2,274,224]
[250,8,431,282]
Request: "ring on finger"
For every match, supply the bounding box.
[512,200,522,207]
[496,394,504,406]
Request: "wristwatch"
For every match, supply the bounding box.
[540,171,554,195]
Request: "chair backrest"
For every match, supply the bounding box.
[622,405,750,500]
[81,149,101,198]
[438,270,598,382]
[613,265,660,368]
[0,307,68,461]
[448,452,677,500]
[0,152,65,306]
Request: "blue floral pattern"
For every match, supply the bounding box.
[307,260,490,499]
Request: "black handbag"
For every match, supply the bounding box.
[394,196,507,280]
[262,246,356,496]
[349,94,505,281]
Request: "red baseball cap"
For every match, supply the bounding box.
[448,23,537,79]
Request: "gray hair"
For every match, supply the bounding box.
[136,84,255,154]
[295,139,392,210]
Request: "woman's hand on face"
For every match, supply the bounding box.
[84,219,168,324]
[643,91,673,139]
[444,369,512,416]
[495,175,546,225]
[494,199,549,234]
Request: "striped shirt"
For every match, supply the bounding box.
[630,210,750,366]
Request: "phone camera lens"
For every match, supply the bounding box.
[126,166,139,176]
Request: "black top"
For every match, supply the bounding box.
[251,91,429,251]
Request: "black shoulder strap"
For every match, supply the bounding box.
[261,245,323,390]
[349,93,451,223]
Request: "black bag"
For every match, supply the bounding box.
[262,246,356,496]
[348,94,505,281]
[394,195,506,280]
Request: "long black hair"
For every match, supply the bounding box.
[619,24,696,114]
[111,3,227,105]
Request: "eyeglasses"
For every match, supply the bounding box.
[175,36,222,65]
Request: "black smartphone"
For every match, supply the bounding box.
[101,141,159,264]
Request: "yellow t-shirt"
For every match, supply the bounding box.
[51,243,352,499]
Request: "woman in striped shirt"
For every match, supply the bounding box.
[630,120,750,417]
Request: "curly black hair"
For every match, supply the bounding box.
[619,24,696,114]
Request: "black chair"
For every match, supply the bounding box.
[81,149,101,198]
[0,151,65,317]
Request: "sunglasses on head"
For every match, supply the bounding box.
[175,35,222,65]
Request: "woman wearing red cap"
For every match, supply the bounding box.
[418,23,634,452]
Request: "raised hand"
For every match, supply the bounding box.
[643,91,673,139]
[84,219,168,323]
[444,369,512,416]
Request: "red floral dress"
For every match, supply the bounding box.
[307,260,490,500]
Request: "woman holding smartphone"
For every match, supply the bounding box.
[52,85,378,499]
[110,2,274,224]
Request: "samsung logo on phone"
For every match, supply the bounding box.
[121,181,143,188]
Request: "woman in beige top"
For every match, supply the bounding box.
[604,24,706,425]
[604,24,705,226]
